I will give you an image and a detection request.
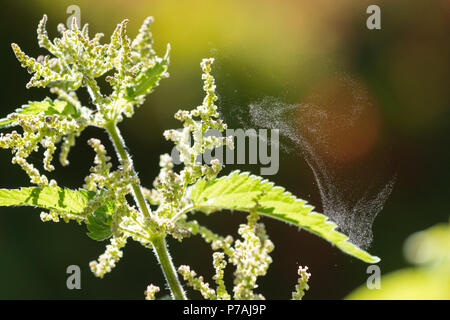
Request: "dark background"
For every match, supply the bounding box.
[0,0,448,299]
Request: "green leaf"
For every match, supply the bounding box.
[0,98,80,129]
[125,46,170,99]
[0,186,114,241]
[0,186,91,215]
[47,99,79,116]
[191,170,380,263]
[87,204,113,241]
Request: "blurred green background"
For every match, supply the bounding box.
[0,0,448,299]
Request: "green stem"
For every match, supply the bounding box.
[170,205,194,223]
[152,236,187,300]
[105,122,186,300]
[105,122,152,220]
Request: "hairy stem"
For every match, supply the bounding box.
[152,236,187,300]
[105,122,186,300]
[105,122,152,220]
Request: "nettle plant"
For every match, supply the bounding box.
[0,15,379,300]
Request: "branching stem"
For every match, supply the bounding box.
[105,122,152,220]
[105,121,186,300]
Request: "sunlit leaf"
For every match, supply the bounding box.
[0,186,91,215]
[191,170,380,263]
[0,98,80,129]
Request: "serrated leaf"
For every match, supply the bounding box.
[0,186,114,241]
[125,46,170,99]
[0,98,80,129]
[0,186,92,215]
[191,170,380,263]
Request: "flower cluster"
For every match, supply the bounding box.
[0,100,88,187]
[178,265,217,300]
[178,210,274,300]
[12,14,169,125]
[291,266,311,300]
[148,58,233,231]
[212,252,230,300]
[230,211,274,300]
[89,236,127,278]
[163,58,233,183]
[144,284,160,300]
